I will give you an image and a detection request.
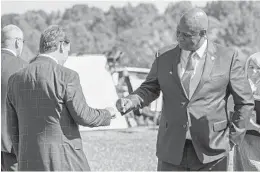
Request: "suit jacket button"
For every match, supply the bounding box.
[183,124,187,128]
[181,102,186,107]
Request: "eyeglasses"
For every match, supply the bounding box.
[177,30,201,39]
[176,25,205,38]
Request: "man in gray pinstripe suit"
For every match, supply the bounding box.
[116,8,254,171]
[6,25,117,171]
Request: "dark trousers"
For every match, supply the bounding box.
[157,140,228,171]
[1,152,17,171]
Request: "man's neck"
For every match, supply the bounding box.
[1,48,17,57]
[38,53,59,64]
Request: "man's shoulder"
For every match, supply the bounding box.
[210,41,236,56]
[1,54,27,80]
[15,58,28,69]
[58,65,79,82]
[8,63,28,80]
[2,53,27,66]
[155,44,178,58]
[1,51,15,63]
[58,65,78,76]
[17,57,28,64]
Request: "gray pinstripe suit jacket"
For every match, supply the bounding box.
[6,55,111,171]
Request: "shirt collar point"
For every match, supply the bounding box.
[1,48,17,57]
[195,40,207,58]
[38,54,58,64]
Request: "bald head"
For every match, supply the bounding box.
[2,25,23,43]
[1,24,24,56]
[176,8,208,51]
[179,8,208,33]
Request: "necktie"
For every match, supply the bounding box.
[181,52,196,98]
[181,52,196,140]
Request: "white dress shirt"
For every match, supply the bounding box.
[178,40,208,140]
[1,48,17,57]
[179,40,208,79]
[38,54,58,64]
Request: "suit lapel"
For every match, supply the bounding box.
[191,41,217,100]
[170,46,188,98]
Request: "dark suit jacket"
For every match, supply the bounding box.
[128,41,255,165]
[6,56,112,171]
[1,49,27,153]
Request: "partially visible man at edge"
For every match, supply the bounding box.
[232,53,260,171]
[1,24,27,171]
[116,8,255,171]
[6,25,117,171]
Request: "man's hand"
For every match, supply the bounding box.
[116,98,133,114]
[105,107,117,119]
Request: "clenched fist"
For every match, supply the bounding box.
[116,98,133,115]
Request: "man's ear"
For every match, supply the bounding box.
[15,39,19,49]
[199,30,207,37]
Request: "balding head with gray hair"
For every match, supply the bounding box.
[1,24,24,57]
[179,8,208,33]
[176,8,208,51]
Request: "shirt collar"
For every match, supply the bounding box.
[38,54,58,64]
[1,48,17,57]
[195,39,207,59]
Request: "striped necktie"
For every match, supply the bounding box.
[181,51,196,98]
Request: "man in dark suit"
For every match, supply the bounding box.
[1,24,27,171]
[116,8,255,171]
[6,25,117,171]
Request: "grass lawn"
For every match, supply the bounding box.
[81,126,235,171]
[81,127,158,171]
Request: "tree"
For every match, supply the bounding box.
[2,1,259,66]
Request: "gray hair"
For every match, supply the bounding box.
[39,25,69,54]
[180,8,209,32]
[1,24,23,47]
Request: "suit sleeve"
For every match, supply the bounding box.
[64,72,112,127]
[228,51,255,145]
[130,56,161,108]
[6,75,19,157]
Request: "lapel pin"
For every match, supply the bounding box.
[169,71,173,75]
[211,56,215,61]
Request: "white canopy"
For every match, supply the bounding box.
[64,54,128,130]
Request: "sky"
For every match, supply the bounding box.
[1,0,208,15]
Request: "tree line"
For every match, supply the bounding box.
[2,1,259,68]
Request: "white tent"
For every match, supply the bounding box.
[64,55,128,131]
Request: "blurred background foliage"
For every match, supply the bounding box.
[2,1,260,67]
